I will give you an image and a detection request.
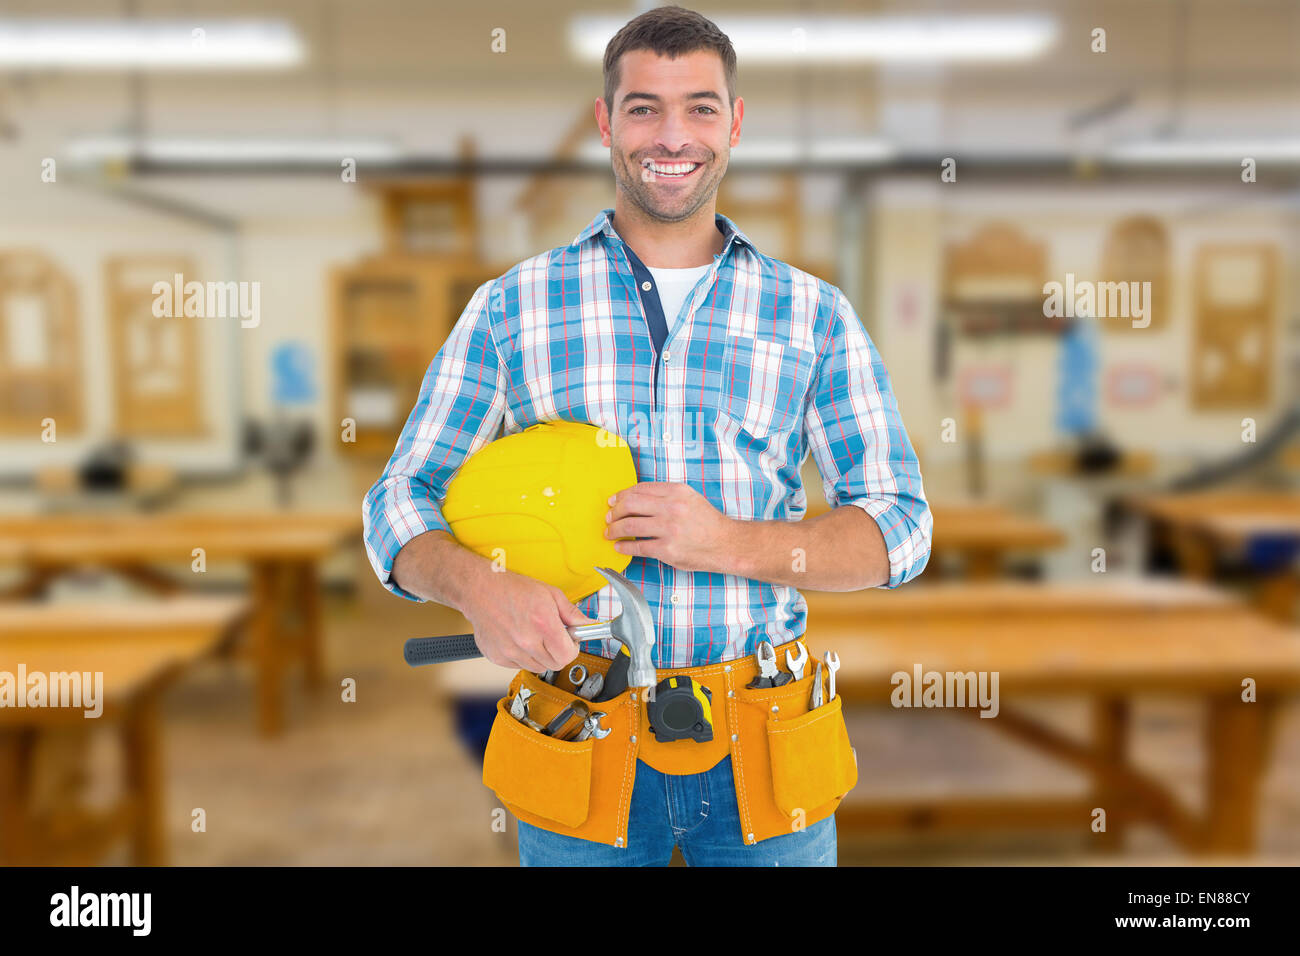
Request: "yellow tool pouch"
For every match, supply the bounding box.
[481,637,858,848]
[482,664,638,846]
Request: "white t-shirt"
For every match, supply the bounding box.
[647,263,713,332]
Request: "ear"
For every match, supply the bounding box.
[729,96,744,148]
[596,96,612,147]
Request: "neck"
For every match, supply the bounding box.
[611,193,725,268]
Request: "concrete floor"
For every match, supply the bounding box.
[81,590,1300,866]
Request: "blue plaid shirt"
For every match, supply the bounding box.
[363,207,931,667]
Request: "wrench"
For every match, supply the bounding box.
[569,711,612,742]
[824,650,840,702]
[568,663,588,688]
[785,641,808,681]
[810,660,824,709]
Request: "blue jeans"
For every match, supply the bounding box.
[517,756,837,866]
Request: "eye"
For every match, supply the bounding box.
[630,106,652,115]
[695,106,717,115]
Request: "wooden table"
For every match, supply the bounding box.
[1126,491,1300,622]
[804,580,1300,855]
[0,511,359,735]
[927,504,1066,580]
[804,497,1065,580]
[1029,449,1156,479]
[0,596,247,864]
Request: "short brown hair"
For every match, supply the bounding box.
[602,5,737,117]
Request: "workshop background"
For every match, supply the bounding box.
[1,0,1299,866]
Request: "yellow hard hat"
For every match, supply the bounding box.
[442,420,636,602]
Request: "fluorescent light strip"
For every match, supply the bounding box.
[571,14,1056,64]
[67,137,400,165]
[1107,139,1300,164]
[0,19,303,69]
[577,138,896,166]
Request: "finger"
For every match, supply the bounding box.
[557,603,597,627]
[606,516,656,540]
[510,647,548,673]
[488,649,534,671]
[547,588,597,627]
[540,624,581,671]
[612,537,650,558]
[608,495,653,521]
[610,486,671,517]
[507,624,550,671]
[607,482,657,507]
[627,481,672,496]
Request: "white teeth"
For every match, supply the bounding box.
[646,161,699,176]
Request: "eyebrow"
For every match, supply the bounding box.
[619,90,724,109]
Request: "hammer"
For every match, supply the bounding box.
[402,566,657,702]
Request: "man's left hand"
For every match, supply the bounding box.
[605,482,736,573]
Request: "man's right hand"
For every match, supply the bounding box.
[463,570,598,672]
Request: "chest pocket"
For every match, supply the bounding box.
[711,335,817,443]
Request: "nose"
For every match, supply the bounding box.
[653,109,692,156]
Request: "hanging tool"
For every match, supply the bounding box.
[575,671,604,700]
[509,687,533,721]
[570,710,612,742]
[746,640,793,689]
[824,650,839,702]
[785,641,808,681]
[543,700,590,738]
[509,687,545,732]
[810,660,824,709]
[647,675,713,743]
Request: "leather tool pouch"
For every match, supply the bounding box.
[481,659,639,847]
[728,642,859,844]
[481,638,858,849]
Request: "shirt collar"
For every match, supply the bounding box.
[570,207,756,258]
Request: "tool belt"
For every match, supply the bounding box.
[481,636,859,848]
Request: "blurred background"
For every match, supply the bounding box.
[1,0,1298,866]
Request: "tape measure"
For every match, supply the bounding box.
[647,675,713,743]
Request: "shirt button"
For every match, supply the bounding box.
[670,592,680,605]
[662,350,671,363]
[641,281,652,291]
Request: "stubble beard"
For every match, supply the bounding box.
[613,143,726,225]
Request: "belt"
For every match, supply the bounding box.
[481,635,859,849]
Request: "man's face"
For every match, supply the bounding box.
[599,49,742,223]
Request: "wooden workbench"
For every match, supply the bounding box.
[803,579,1300,855]
[0,595,247,864]
[1126,490,1300,622]
[0,511,359,735]
[805,497,1065,580]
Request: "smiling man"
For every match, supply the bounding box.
[363,5,932,867]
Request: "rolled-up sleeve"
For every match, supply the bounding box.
[803,287,932,588]
[362,280,508,601]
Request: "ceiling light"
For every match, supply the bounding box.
[1106,138,1300,164]
[0,19,303,69]
[577,137,896,167]
[66,137,400,165]
[571,14,1057,64]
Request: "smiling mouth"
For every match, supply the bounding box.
[642,159,702,181]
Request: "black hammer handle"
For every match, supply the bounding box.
[403,633,481,667]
